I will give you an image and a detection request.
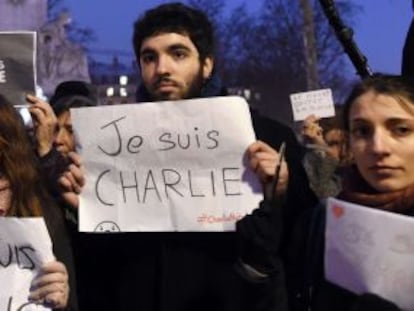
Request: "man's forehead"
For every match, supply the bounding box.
[140,32,197,53]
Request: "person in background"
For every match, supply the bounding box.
[0,93,78,310]
[35,81,99,310]
[300,114,347,199]
[58,2,316,310]
[288,74,414,311]
[49,81,98,157]
[25,82,95,224]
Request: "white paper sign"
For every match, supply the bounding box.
[290,88,335,121]
[0,217,54,311]
[326,197,414,310]
[72,96,263,232]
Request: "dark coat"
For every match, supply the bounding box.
[73,75,316,311]
[40,190,79,311]
[402,4,414,76]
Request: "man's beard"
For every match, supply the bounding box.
[148,68,205,101]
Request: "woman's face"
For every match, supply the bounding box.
[349,90,414,192]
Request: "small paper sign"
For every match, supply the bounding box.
[290,88,335,121]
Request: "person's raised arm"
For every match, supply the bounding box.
[26,94,57,157]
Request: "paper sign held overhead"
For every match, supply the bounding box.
[290,88,335,121]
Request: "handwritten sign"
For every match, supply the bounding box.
[71,96,263,232]
[0,217,54,311]
[326,197,414,310]
[0,32,36,107]
[290,88,335,121]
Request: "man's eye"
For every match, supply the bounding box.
[351,126,371,138]
[326,140,341,147]
[141,54,155,63]
[173,50,187,59]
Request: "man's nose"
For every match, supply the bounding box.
[155,55,171,75]
[54,128,64,145]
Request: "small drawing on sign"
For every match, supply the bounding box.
[94,221,121,233]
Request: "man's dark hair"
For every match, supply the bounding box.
[132,2,215,62]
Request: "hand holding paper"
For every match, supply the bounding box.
[29,261,69,309]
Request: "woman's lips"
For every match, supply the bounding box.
[369,165,400,174]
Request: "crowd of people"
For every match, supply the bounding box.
[1,2,414,311]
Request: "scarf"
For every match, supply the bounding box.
[337,165,414,216]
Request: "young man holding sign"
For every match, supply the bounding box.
[61,3,316,310]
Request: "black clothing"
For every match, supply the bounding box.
[38,149,78,310]
[402,18,414,77]
[74,74,316,311]
[39,147,70,192]
[41,191,79,311]
[402,3,414,76]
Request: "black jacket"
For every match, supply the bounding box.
[40,191,79,311]
[74,75,316,311]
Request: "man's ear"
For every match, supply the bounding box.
[202,57,214,80]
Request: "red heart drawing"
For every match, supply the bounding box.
[332,205,344,218]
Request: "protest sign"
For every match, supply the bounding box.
[0,31,36,107]
[0,217,54,311]
[325,197,414,310]
[290,88,335,121]
[71,96,263,232]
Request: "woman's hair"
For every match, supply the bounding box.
[0,94,45,216]
[342,74,414,132]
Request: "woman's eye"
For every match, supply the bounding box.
[392,125,412,136]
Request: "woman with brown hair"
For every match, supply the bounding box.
[287,74,414,311]
[0,94,77,310]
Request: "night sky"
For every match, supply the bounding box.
[61,0,412,75]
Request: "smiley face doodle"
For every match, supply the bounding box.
[94,221,121,232]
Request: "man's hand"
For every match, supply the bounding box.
[58,152,85,209]
[26,94,57,157]
[247,140,288,197]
